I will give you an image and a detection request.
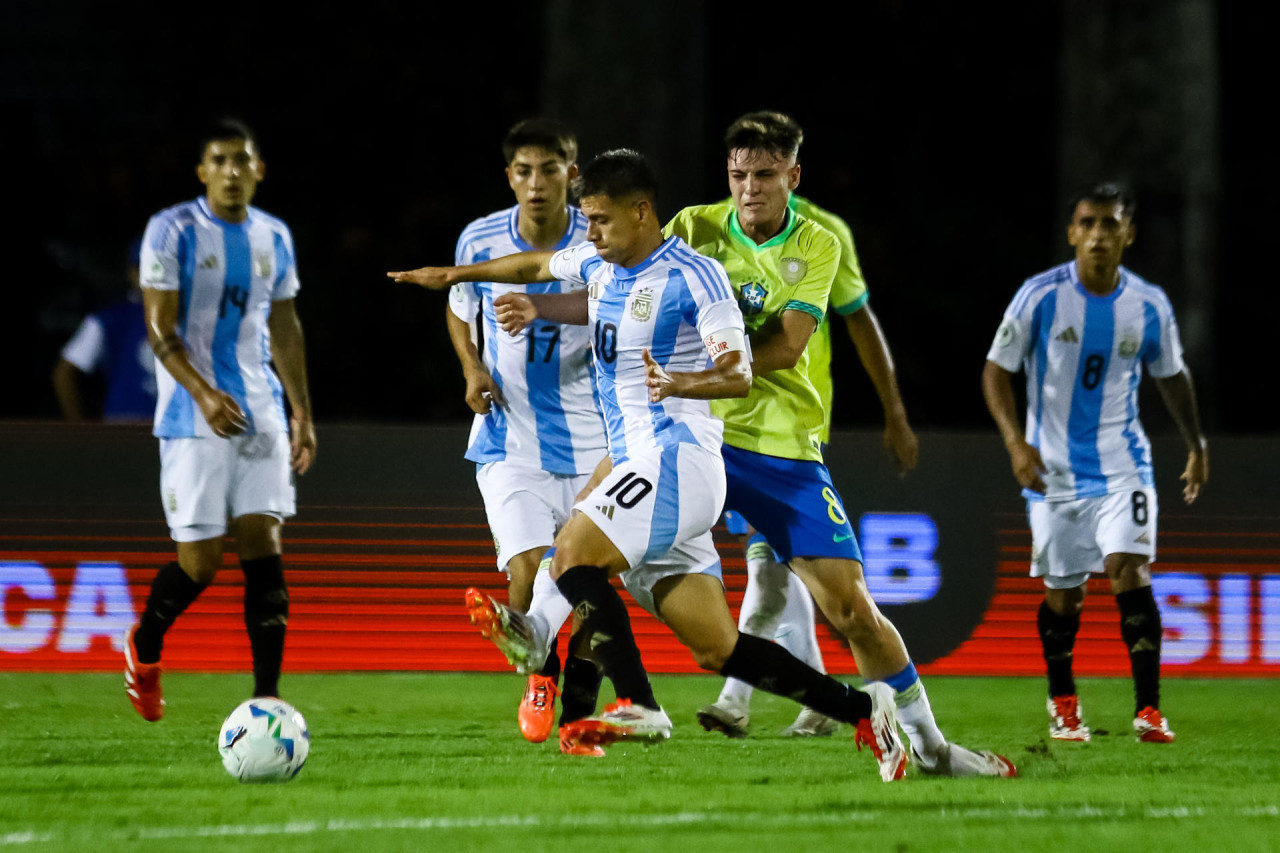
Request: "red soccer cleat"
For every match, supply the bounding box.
[124,624,164,722]
[1133,706,1176,743]
[518,673,559,743]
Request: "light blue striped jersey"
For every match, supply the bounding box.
[449,205,606,475]
[139,197,299,439]
[986,261,1186,502]
[548,237,745,464]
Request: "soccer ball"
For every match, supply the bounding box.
[217,697,310,783]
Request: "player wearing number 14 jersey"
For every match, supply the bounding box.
[983,182,1208,745]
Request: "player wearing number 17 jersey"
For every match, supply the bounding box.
[443,119,607,746]
[983,182,1208,745]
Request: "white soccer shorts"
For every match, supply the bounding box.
[159,432,296,542]
[475,460,592,572]
[574,442,725,618]
[1029,487,1158,589]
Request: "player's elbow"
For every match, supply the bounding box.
[720,360,752,397]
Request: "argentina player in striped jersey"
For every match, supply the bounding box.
[124,118,316,722]
[983,182,1209,745]
[391,150,906,776]
[441,120,609,746]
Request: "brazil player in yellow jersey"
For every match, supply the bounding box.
[710,189,920,737]
[666,111,1013,777]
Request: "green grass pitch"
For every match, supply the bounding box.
[1,673,1277,852]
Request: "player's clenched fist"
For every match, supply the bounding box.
[494,292,538,335]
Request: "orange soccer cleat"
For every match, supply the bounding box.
[518,673,560,743]
[123,624,165,722]
[1133,706,1176,743]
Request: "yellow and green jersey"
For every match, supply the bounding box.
[665,200,840,462]
[789,195,868,442]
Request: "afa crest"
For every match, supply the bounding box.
[255,252,273,279]
[739,282,768,316]
[631,290,654,321]
[1118,337,1140,358]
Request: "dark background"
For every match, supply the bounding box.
[3,1,1270,435]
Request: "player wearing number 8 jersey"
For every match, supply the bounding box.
[667,111,1014,778]
[983,182,1208,744]
[390,150,909,779]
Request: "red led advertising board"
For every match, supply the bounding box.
[2,425,1276,677]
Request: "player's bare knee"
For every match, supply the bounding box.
[689,640,733,672]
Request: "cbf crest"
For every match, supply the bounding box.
[739,282,768,316]
[631,289,654,321]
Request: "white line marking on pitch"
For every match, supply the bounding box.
[3,805,1277,846]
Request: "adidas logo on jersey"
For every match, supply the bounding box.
[595,504,616,520]
[1055,327,1079,343]
[200,254,219,270]
[1135,532,1151,545]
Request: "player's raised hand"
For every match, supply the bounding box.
[196,388,249,438]
[290,414,317,475]
[643,348,677,403]
[1181,445,1209,504]
[1009,441,1047,494]
[463,365,506,414]
[386,267,454,290]
[494,292,538,335]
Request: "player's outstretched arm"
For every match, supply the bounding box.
[387,251,556,290]
[494,291,589,334]
[143,287,248,439]
[982,359,1046,493]
[1154,368,1209,504]
[445,307,505,414]
[643,347,751,403]
[843,305,918,471]
[268,298,317,474]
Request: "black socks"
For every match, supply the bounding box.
[554,565,658,710]
[242,554,289,698]
[1038,600,1080,698]
[721,633,873,723]
[134,561,207,663]
[1117,586,1162,713]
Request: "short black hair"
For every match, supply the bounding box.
[502,118,578,165]
[572,149,659,204]
[1067,181,1136,222]
[724,111,804,161]
[198,117,258,161]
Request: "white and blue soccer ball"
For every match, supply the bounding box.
[217,697,310,783]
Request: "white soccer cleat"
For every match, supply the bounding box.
[913,742,1018,778]
[855,682,907,782]
[560,699,673,750]
[696,700,750,738]
[1047,694,1091,742]
[781,707,841,737]
[1133,706,1176,743]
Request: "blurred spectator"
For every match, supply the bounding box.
[51,238,157,422]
